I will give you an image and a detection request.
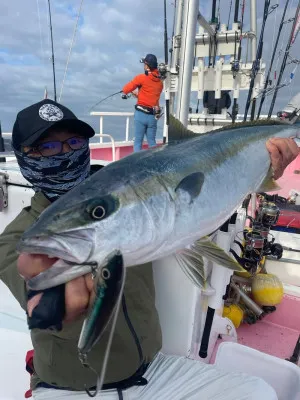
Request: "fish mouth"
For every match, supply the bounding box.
[17,229,95,265]
[26,258,96,290]
[17,243,77,262]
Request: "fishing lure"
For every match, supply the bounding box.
[78,251,125,397]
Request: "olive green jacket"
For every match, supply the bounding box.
[0,192,162,390]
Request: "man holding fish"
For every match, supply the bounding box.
[0,98,298,399]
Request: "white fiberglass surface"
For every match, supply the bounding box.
[0,280,32,399]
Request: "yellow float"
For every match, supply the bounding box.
[222,304,244,328]
[251,273,284,306]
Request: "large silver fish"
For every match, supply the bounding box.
[17,117,300,290]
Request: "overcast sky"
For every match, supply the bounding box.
[0,0,299,140]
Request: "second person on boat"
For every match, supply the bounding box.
[122,54,163,152]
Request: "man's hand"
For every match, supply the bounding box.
[18,253,95,323]
[266,138,299,180]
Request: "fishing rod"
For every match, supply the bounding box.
[211,0,218,24]
[243,0,273,121]
[47,0,57,102]
[257,0,291,119]
[268,0,300,118]
[169,0,177,68]
[0,121,5,163]
[227,0,233,28]
[89,91,123,112]
[231,0,245,123]
[208,0,217,67]
[163,0,170,144]
[233,0,239,24]
[59,0,84,102]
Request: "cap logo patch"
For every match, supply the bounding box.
[39,104,64,121]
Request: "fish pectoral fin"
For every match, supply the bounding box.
[175,251,206,289]
[175,236,245,289]
[175,172,205,202]
[194,236,245,272]
[258,166,281,192]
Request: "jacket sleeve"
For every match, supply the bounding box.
[122,74,144,94]
[0,206,41,311]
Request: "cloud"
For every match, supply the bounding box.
[0,0,299,142]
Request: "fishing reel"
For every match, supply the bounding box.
[231,59,240,78]
[158,63,168,80]
[153,106,164,120]
[241,200,282,265]
[255,201,280,228]
[230,222,282,274]
[231,101,239,116]
[121,94,131,100]
[240,230,266,274]
[251,221,283,260]
[277,109,299,122]
[254,199,283,258]
[230,231,264,274]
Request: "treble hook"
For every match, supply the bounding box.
[79,352,100,398]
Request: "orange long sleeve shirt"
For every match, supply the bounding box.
[122,70,163,108]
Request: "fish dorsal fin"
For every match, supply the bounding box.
[168,114,197,142]
[212,118,284,133]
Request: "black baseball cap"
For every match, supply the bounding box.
[140,54,158,70]
[12,99,95,148]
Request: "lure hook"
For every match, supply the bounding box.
[79,352,100,398]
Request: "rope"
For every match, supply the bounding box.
[58,0,84,102]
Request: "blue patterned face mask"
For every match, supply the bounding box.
[14,143,90,201]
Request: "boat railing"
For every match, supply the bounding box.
[90,111,134,143]
[97,133,116,161]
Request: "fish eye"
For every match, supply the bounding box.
[87,195,119,221]
[91,205,106,220]
[101,267,111,280]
